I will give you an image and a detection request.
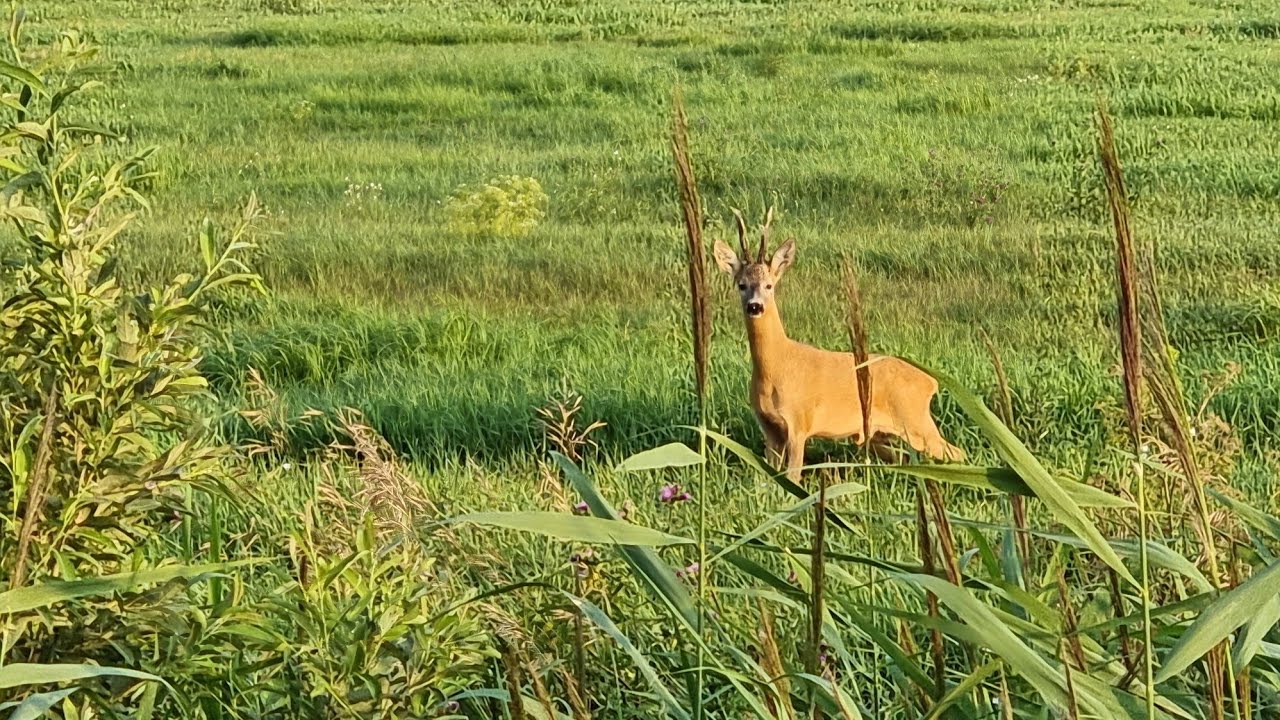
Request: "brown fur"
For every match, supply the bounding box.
[714,211,964,481]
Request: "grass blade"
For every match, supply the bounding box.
[0,561,256,614]
[922,659,1000,720]
[5,688,80,720]
[1232,594,1280,672]
[1207,487,1280,542]
[453,512,693,547]
[873,463,1133,510]
[696,428,856,532]
[616,442,705,472]
[0,664,161,689]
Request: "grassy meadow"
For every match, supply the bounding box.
[6,0,1280,717]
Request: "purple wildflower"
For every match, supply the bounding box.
[675,562,700,580]
[659,483,692,504]
[572,501,589,515]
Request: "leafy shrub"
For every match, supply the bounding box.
[0,12,265,713]
[444,175,548,238]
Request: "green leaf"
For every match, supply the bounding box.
[1207,487,1280,542]
[565,592,692,720]
[452,512,693,547]
[0,663,160,690]
[1157,558,1280,683]
[0,59,43,93]
[1233,594,1280,672]
[199,217,217,272]
[5,688,79,720]
[0,561,255,614]
[831,598,936,697]
[921,364,1137,586]
[615,442,704,472]
[880,463,1133,509]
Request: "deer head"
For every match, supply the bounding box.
[712,206,795,319]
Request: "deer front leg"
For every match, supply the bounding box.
[784,434,807,483]
[758,415,787,470]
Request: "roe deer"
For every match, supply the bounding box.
[712,208,964,481]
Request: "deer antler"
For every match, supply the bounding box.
[731,208,750,258]
[758,205,775,262]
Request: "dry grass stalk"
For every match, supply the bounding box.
[998,669,1015,720]
[1099,100,1234,716]
[1107,568,1136,688]
[239,366,325,457]
[916,490,944,704]
[1098,105,1144,453]
[10,385,60,590]
[560,667,591,720]
[826,667,858,720]
[490,604,555,719]
[896,619,931,713]
[756,599,795,719]
[1096,99,1162,717]
[842,261,873,455]
[925,479,962,587]
[500,642,531,720]
[979,329,1032,577]
[535,384,606,464]
[331,408,434,538]
[1056,571,1087,671]
[1206,647,1225,720]
[1056,570,1084,720]
[671,85,711,406]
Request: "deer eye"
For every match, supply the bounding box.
[737,283,746,291]
[765,284,773,290]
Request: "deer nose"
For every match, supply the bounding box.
[746,301,765,317]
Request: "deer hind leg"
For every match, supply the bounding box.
[904,414,964,463]
[868,432,907,463]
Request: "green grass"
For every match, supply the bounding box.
[17,0,1280,715]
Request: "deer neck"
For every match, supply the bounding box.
[745,303,790,378]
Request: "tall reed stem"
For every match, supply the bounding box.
[1097,100,1156,719]
[672,84,711,718]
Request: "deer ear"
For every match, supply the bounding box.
[712,239,741,275]
[770,237,796,277]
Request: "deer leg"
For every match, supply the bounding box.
[759,417,787,470]
[869,432,906,463]
[784,434,807,483]
[905,417,965,463]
